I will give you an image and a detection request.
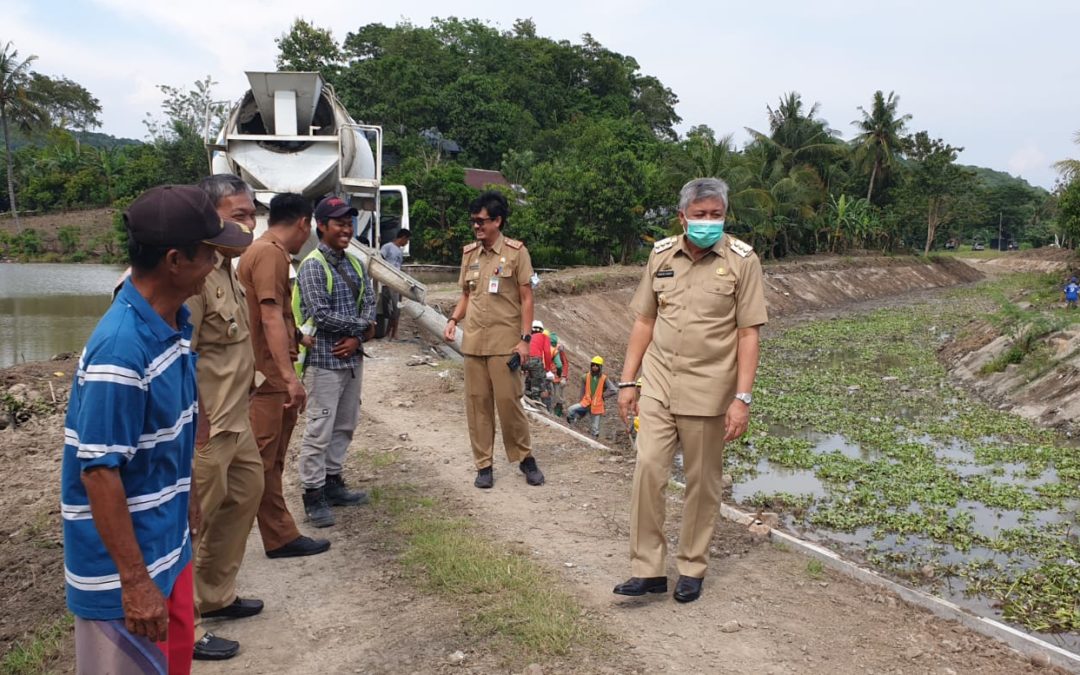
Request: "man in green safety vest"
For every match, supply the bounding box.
[292,196,376,528]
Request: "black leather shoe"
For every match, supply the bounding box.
[193,632,239,660]
[673,575,703,603]
[265,535,331,559]
[474,467,494,489]
[613,576,668,596]
[200,597,264,620]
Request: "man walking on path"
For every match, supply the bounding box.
[294,196,376,527]
[566,356,618,438]
[614,177,767,604]
[186,175,261,661]
[443,190,545,489]
[62,185,249,674]
[378,228,410,340]
[237,193,331,559]
[524,320,553,402]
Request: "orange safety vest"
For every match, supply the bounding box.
[579,373,607,415]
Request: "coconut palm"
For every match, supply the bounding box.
[1054,131,1080,181]
[851,90,911,204]
[0,41,47,230]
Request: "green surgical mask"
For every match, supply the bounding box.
[686,219,725,248]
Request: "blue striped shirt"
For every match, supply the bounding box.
[61,278,198,620]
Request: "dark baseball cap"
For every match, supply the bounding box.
[314,195,359,222]
[124,185,253,249]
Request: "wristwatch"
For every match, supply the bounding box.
[734,392,753,406]
[520,333,531,343]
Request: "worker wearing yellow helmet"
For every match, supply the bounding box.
[565,356,618,438]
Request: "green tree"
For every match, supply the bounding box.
[0,41,48,230]
[275,18,342,75]
[28,72,101,137]
[1056,178,1080,248]
[898,131,976,255]
[851,90,910,204]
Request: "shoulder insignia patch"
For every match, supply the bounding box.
[504,238,524,250]
[728,237,753,258]
[463,242,479,254]
[653,236,676,253]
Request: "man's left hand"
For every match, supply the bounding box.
[188,491,202,540]
[514,340,530,361]
[332,336,361,359]
[724,399,750,442]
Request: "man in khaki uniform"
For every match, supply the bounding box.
[443,190,545,489]
[614,177,767,604]
[187,175,260,661]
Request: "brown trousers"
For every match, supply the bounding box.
[463,354,532,470]
[193,427,263,614]
[250,388,302,552]
[630,395,727,579]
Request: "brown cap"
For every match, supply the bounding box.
[314,195,359,223]
[124,185,254,249]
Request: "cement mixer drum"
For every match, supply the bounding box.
[209,72,379,203]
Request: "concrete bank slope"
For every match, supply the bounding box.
[532,255,982,370]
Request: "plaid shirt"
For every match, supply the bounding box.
[297,242,375,371]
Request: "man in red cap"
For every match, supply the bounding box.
[62,185,250,675]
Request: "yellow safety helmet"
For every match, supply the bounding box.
[543,329,550,337]
[591,356,604,366]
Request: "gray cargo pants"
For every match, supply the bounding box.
[299,364,363,490]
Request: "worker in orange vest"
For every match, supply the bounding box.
[566,356,618,438]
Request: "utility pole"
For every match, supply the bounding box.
[998,211,1003,252]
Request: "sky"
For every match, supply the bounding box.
[3,0,1077,189]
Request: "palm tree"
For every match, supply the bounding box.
[0,41,47,230]
[1054,131,1080,181]
[746,92,846,180]
[851,90,911,204]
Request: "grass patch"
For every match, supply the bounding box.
[372,486,602,658]
[806,559,825,579]
[1,614,73,675]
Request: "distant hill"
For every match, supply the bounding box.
[73,130,142,149]
[961,164,1049,196]
[7,129,142,151]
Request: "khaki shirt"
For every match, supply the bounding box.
[187,253,255,436]
[457,234,534,356]
[237,232,296,394]
[629,233,768,416]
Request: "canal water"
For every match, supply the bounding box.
[0,263,124,368]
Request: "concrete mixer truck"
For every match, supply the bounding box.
[207,71,460,351]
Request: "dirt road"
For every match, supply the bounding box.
[193,339,1049,674]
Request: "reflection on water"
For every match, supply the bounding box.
[0,263,124,368]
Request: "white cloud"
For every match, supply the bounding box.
[1007,143,1049,180]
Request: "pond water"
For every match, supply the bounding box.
[0,263,124,368]
[730,423,1080,655]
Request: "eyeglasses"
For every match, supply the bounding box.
[469,217,496,226]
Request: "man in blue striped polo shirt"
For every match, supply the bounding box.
[61,184,252,675]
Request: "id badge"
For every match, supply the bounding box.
[488,276,500,293]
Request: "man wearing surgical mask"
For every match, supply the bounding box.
[613,177,768,604]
